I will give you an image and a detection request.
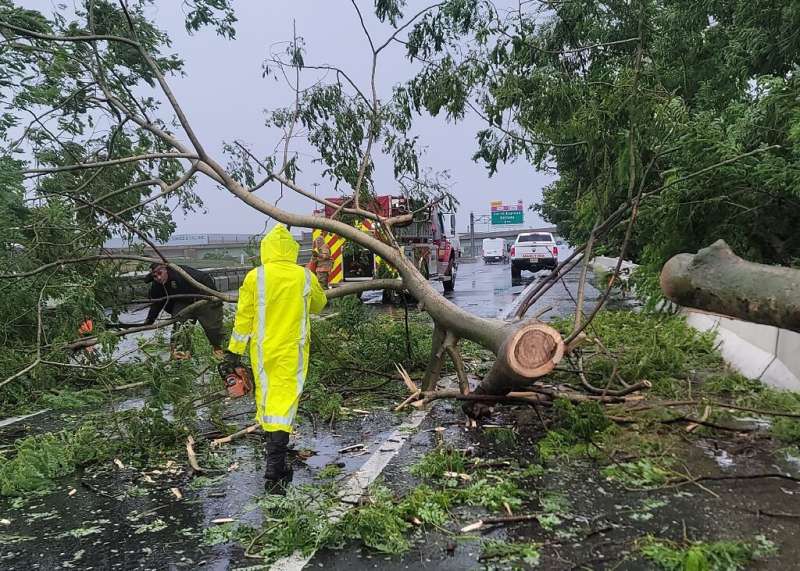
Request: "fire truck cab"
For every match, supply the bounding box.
[313,195,460,294]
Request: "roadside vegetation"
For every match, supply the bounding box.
[0,299,434,497]
[1,0,799,568]
[179,309,795,566]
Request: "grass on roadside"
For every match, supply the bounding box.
[639,535,777,571]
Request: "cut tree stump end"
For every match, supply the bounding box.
[506,322,564,379]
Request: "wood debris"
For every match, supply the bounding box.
[185,435,204,473]
[211,423,259,448]
[338,444,366,454]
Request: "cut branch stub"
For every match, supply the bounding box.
[505,322,565,379]
[661,240,800,333]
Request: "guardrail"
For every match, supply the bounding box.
[117,266,253,302]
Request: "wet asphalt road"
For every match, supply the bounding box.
[0,256,603,571]
[441,255,599,320]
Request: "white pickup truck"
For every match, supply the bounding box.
[510,232,558,280]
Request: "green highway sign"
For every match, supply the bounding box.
[491,210,523,225]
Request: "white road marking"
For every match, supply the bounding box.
[268,404,434,570]
[0,408,50,428]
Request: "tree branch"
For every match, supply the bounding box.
[23,153,197,176]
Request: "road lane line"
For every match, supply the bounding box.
[268,393,439,571]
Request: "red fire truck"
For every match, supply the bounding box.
[312,195,461,295]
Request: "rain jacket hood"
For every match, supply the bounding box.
[228,225,327,434]
[260,224,299,265]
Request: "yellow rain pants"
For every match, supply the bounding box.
[228,224,327,433]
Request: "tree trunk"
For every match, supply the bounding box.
[661,240,800,333]
[461,320,565,418]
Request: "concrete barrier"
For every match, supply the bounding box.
[683,310,800,392]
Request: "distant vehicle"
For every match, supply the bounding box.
[482,238,508,264]
[314,195,460,296]
[510,232,558,280]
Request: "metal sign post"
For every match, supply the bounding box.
[470,212,491,257]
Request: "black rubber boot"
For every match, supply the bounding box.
[263,430,292,495]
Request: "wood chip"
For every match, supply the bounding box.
[460,520,484,532]
[142,474,155,484]
[185,435,204,472]
[211,518,234,524]
[296,449,315,460]
[686,405,711,433]
[170,488,183,500]
[443,471,472,481]
[395,362,418,393]
[68,488,77,496]
[0,518,11,525]
[113,458,125,470]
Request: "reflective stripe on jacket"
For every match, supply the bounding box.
[228,224,327,432]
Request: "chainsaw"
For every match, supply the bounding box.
[217,359,254,398]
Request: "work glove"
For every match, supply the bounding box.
[218,351,241,378]
[223,350,241,366]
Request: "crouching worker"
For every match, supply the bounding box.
[225,224,327,493]
[144,263,225,359]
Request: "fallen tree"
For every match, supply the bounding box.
[661,240,800,333]
[0,3,783,420]
[0,3,571,405]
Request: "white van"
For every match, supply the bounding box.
[482,238,508,264]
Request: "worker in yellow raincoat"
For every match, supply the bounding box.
[226,224,327,492]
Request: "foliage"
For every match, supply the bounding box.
[640,535,777,571]
[703,372,800,442]
[246,484,341,561]
[402,0,800,292]
[260,35,457,209]
[410,446,530,513]
[0,0,237,407]
[483,426,517,447]
[537,399,612,460]
[0,421,114,496]
[37,388,107,410]
[410,445,467,479]
[602,459,673,489]
[202,522,240,546]
[551,311,721,397]
[316,463,343,480]
[481,539,541,567]
[339,484,412,554]
[301,298,433,420]
[239,444,541,560]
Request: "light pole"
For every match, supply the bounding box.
[469,212,491,257]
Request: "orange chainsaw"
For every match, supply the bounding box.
[218,357,254,398]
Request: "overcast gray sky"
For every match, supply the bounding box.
[151,1,555,235]
[34,1,555,235]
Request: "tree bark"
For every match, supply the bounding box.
[661,240,800,333]
[462,320,564,418]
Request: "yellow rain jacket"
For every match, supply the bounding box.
[228,224,327,433]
